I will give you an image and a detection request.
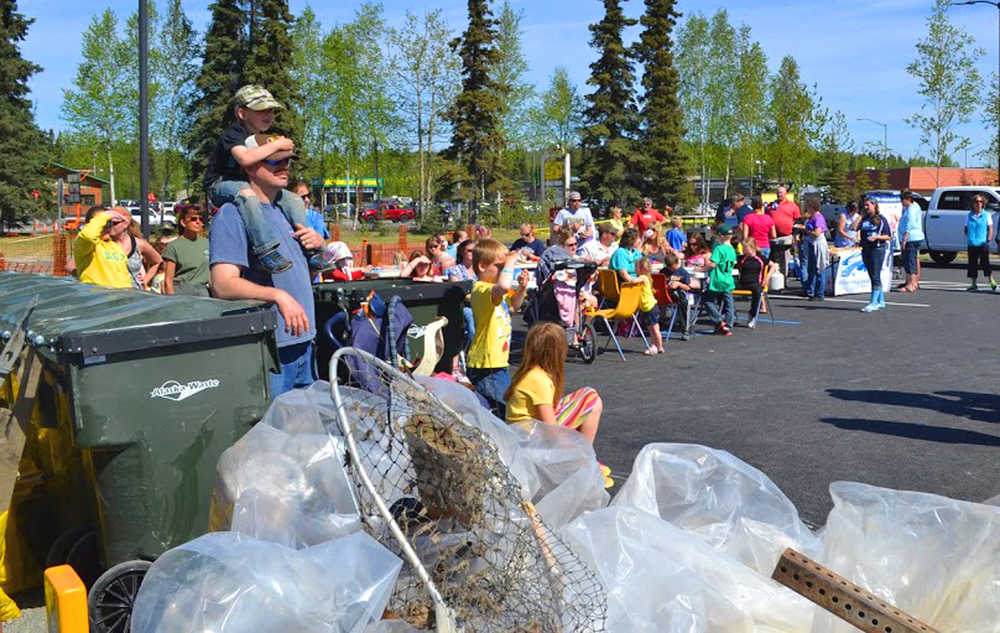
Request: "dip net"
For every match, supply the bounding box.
[329,347,607,633]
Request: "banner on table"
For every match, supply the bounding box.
[830,247,893,296]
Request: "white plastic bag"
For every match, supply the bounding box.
[611,443,821,574]
[812,482,1000,633]
[416,376,609,528]
[563,506,816,633]
[130,530,402,633]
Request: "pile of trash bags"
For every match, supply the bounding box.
[131,378,1000,633]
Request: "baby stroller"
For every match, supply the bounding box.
[525,259,599,363]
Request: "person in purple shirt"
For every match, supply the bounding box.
[801,197,829,300]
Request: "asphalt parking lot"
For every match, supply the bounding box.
[518,260,1000,527]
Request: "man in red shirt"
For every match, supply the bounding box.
[631,197,666,232]
[767,185,801,237]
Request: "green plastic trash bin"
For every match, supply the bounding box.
[0,272,278,631]
[313,279,470,379]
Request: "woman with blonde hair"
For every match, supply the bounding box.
[116,214,163,290]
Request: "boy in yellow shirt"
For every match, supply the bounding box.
[73,206,133,289]
[468,239,530,416]
[635,257,664,355]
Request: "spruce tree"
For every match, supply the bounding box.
[0,0,48,230]
[187,0,245,192]
[580,0,639,206]
[634,0,692,208]
[244,0,303,159]
[446,0,503,206]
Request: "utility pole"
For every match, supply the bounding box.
[857,117,888,170]
[138,0,150,239]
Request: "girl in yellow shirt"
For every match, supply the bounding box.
[73,207,133,289]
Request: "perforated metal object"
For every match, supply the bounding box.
[772,548,940,633]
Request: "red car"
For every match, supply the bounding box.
[361,202,415,224]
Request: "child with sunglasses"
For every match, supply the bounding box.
[204,84,320,274]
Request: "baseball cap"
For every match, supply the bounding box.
[235,84,283,111]
[244,133,298,162]
[717,225,733,236]
[567,191,582,201]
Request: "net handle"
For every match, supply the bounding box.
[329,347,459,633]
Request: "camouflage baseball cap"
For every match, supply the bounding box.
[234,84,283,111]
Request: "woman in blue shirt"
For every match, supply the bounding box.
[964,194,995,291]
[852,197,892,312]
[834,201,861,247]
[897,190,925,293]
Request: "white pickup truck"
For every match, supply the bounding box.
[923,186,1000,264]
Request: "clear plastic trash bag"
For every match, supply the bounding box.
[611,443,821,574]
[130,530,402,633]
[811,482,1000,633]
[563,506,816,633]
[415,376,609,528]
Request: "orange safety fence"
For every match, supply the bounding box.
[0,224,414,276]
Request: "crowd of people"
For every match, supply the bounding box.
[64,82,1000,485]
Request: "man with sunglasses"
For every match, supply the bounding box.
[510,223,545,258]
[210,136,325,397]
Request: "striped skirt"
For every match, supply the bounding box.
[555,387,600,429]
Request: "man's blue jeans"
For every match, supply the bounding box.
[467,367,510,418]
[802,241,825,298]
[210,179,308,257]
[269,341,317,399]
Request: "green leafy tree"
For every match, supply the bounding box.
[980,72,999,169]
[492,1,533,148]
[733,30,768,194]
[154,0,198,200]
[676,12,710,207]
[291,6,335,184]
[706,10,738,198]
[580,0,639,205]
[767,55,823,185]
[389,9,460,217]
[0,0,48,229]
[446,0,503,207]
[61,8,133,204]
[906,0,983,185]
[635,0,692,208]
[818,111,853,203]
[187,0,245,192]
[532,66,583,154]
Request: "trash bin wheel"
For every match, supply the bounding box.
[88,559,152,633]
[46,526,101,587]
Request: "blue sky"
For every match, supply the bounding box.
[20,0,1000,165]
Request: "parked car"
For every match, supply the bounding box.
[924,186,1000,264]
[361,201,415,226]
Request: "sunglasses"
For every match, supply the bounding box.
[520,232,532,237]
[564,241,578,247]
[185,215,205,223]
[263,158,291,168]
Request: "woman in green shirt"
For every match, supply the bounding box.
[162,203,211,296]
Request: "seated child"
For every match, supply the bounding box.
[204,84,320,273]
[505,322,611,487]
[736,237,773,329]
[663,252,698,340]
[634,257,664,356]
[666,218,688,253]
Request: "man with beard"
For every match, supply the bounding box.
[209,134,325,397]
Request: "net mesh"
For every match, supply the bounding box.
[331,348,607,633]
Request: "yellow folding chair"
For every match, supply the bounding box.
[586,281,649,361]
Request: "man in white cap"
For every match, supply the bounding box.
[552,191,595,252]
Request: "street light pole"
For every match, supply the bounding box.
[952,0,1000,179]
[138,0,150,239]
[858,117,888,170]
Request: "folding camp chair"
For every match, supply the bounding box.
[585,281,649,361]
[651,273,678,351]
[732,288,776,325]
[595,268,620,308]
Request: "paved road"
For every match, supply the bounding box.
[525,261,999,527]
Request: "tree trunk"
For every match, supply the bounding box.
[723,147,732,200]
[107,145,117,205]
[416,91,425,221]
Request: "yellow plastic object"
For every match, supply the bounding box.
[0,584,20,621]
[44,565,88,633]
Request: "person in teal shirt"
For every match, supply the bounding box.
[964,194,995,291]
[703,225,736,335]
[609,227,643,282]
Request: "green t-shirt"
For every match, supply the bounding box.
[708,242,736,292]
[162,236,210,292]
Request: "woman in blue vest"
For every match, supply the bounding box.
[833,201,861,247]
[852,197,892,312]
[964,194,995,291]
